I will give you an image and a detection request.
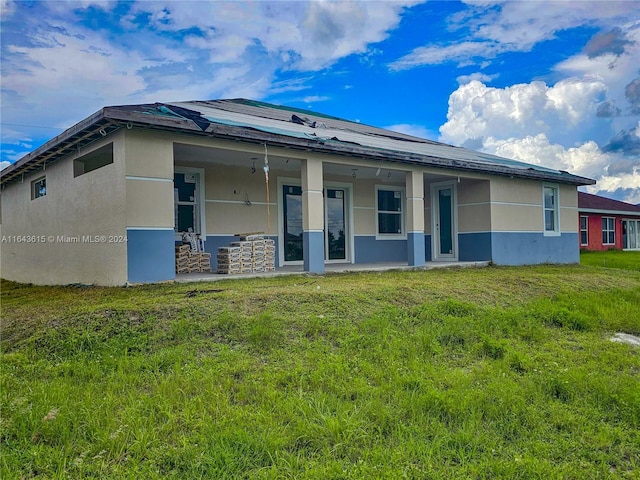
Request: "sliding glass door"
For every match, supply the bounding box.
[282,184,349,263]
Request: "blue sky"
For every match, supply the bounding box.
[1,0,639,202]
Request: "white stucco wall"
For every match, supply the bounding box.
[490,177,578,233]
[0,132,128,285]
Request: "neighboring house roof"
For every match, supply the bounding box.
[578,191,640,216]
[1,98,596,187]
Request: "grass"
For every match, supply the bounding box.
[580,249,640,271]
[1,262,640,479]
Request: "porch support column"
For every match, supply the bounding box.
[406,169,426,267]
[302,158,325,274]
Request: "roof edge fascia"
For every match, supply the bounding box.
[579,208,640,216]
[3,108,106,174]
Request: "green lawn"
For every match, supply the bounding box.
[581,249,640,271]
[2,264,639,479]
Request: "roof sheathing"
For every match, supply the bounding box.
[1,99,596,187]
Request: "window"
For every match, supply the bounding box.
[174,171,203,234]
[602,217,615,245]
[580,216,588,246]
[74,143,113,177]
[543,185,559,235]
[31,176,46,199]
[376,186,405,238]
[623,220,639,250]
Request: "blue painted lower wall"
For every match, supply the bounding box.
[127,229,175,284]
[458,232,492,261]
[491,232,579,265]
[354,236,408,263]
[408,232,426,266]
[303,231,325,273]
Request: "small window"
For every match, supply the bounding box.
[376,186,405,238]
[602,217,615,245]
[580,216,588,246]
[74,143,113,177]
[543,185,559,235]
[32,176,46,199]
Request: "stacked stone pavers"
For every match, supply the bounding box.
[175,244,191,274]
[175,243,212,273]
[216,233,275,274]
[216,246,241,274]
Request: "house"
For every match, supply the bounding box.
[578,191,640,251]
[0,99,595,286]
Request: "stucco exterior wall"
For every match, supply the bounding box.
[559,184,578,233]
[457,179,491,234]
[489,178,577,233]
[0,132,128,285]
[202,164,282,236]
[488,177,579,264]
[124,130,175,283]
[579,213,625,251]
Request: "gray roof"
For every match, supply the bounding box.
[1,98,595,186]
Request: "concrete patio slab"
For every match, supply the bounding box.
[174,261,490,283]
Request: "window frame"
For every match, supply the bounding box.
[602,216,615,245]
[579,215,588,246]
[73,142,114,177]
[542,183,560,236]
[375,185,406,240]
[622,219,639,250]
[31,176,47,200]
[174,167,206,242]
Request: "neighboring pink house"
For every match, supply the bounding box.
[578,192,640,251]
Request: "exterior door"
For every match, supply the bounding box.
[325,188,347,261]
[282,184,350,264]
[623,219,639,250]
[283,185,303,262]
[432,182,457,260]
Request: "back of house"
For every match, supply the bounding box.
[1,99,595,285]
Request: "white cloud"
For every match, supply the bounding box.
[0,0,15,16]
[1,1,418,160]
[127,0,417,72]
[554,20,640,122]
[1,20,158,137]
[440,78,609,147]
[484,134,610,181]
[390,41,498,71]
[482,133,640,203]
[456,72,499,85]
[589,169,640,193]
[391,1,638,70]
[302,95,330,103]
[431,15,640,203]
[440,75,640,203]
[0,160,12,171]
